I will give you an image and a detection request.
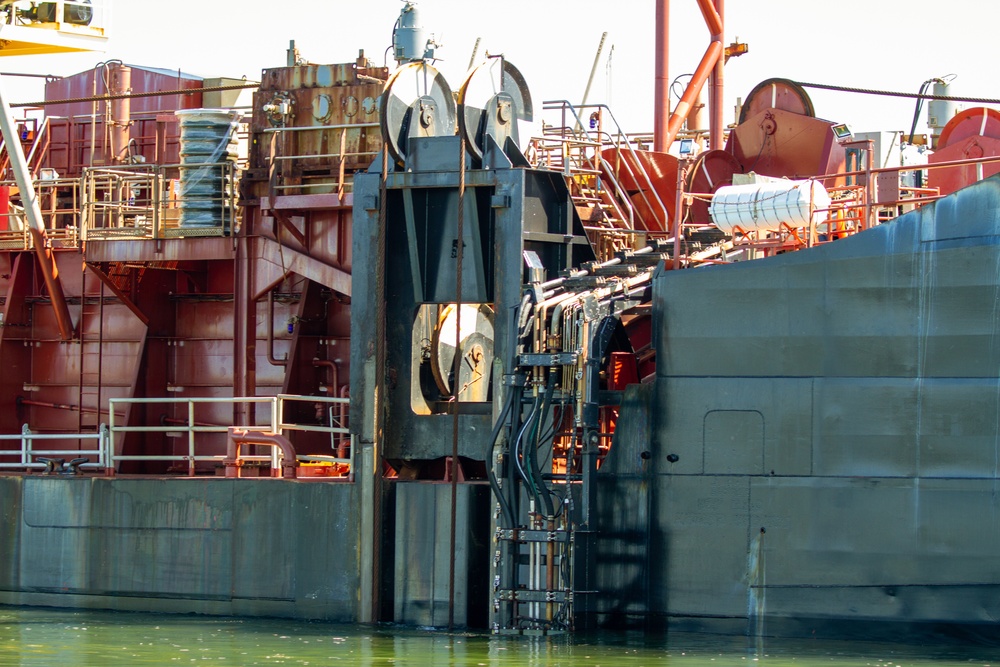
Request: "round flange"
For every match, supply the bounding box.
[430,303,494,401]
[458,59,533,160]
[379,61,456,164]
[739,77,815,124]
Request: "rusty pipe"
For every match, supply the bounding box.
[226,428,297,479]
[653,0,670,152]
[267,288,288,366]
[709,0,724,150]
[312,358,339,396]
[664,41,723,148]
[109,64,131,163]
[313,357,343,452]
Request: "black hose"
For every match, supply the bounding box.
[908,79,935,145]
[513,389,543,490]
[530,369,558,518]
[486,387,517,529]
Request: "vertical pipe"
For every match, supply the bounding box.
[267,288,288,366]
[709,0,724,150]
[77,264,85,432]
[109,64,131,163]
[448,128,467,630]
[653,0,670,152]
[97,278,104,429]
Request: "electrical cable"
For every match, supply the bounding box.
[486,386,516,529]
[530,369,558,518]
[908,79,936,146]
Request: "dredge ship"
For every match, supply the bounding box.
[2,0,1000,637]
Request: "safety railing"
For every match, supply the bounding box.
[0,423,108,470]
[539,101,671,227]
[82,161,238,241]
[0,173,81,249]
[530,101,672,260]
[106,394,351,478]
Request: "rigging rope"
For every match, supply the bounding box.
[792,80,1000,106]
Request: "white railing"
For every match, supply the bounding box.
[107,394,351,477]
[0,423,108,470]
[0,394,351,478]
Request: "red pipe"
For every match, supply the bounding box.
[109,64,131,163]
[226,428,298,479]
[312,358,338,396]
[653,0,670,152]
[267,288,288,367]
[696,0,723,40]
[664,41,723,147]
[709,0,725,150]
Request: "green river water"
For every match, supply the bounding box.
[1,607,998,666]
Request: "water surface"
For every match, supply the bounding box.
[1,607,998,666]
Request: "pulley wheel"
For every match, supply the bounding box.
[936,107,1000,149]
[379,61,456,165]
[739,78,815,124]
[430,303,494,401]
[458,59,533,160]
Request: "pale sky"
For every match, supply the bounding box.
[1,0,995,138]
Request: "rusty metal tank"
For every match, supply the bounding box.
[726,78,846,187]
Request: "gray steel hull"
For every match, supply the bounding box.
[592,175,1000,632]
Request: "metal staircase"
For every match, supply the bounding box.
[529,101,672,261]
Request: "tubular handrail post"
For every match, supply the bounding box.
[328,405,337,453]
[20,423,30,467]
[151,165,161,239]
[271,396,280,470]
[349,433,356,482]
[109,397,117,463]
[100,422,110,472]
[187,398,196,476]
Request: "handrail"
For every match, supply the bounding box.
[537,100,671,235]
[82,161,237,241]
[98,394,352,478]
[543,100,671,224]
[0,423,108,470]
